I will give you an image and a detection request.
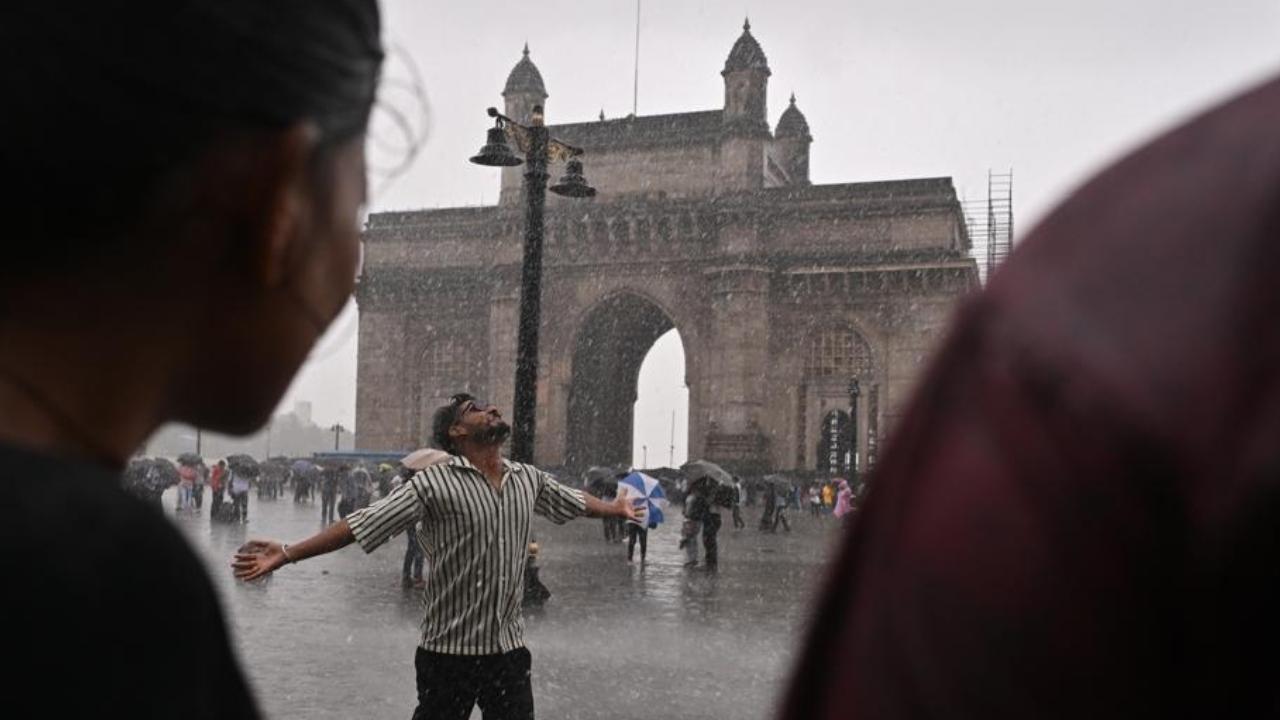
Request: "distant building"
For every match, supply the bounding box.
[357,21,978,474]
[294,401,313,426]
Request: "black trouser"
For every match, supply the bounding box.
[412,647,534,720]
[702,514,721,566]
[772,509,790,533]
[732,505,744,529]
[321,491,336,524]
[231,491,248,522]
[626,524,647,561]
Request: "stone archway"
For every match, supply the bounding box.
[564,292,683,471]
[801,326,880,474]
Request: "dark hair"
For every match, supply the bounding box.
[431,393,474,454]
[1,1,383,273]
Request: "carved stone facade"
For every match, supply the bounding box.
[356,22,979,474]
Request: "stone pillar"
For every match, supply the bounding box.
[700,266,771,472]
[487,275,520,428]
[716,135,767,192]
[355,304,409,451]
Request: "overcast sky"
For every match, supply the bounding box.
[276,0,1280,462]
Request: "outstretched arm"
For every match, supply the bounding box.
[231,520,355,581]
[582,492,644,523]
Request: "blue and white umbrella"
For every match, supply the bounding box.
[618,472,668,529]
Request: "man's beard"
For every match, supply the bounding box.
[473,420,511,446]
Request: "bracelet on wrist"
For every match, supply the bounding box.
[281,543,294,564]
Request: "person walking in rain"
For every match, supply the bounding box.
[759,481,776,531]
[210,460,227,519]
[626,514,657,563]
[731,476,746,529]
[233,393,642,720]
[177,461,197,512]
[337,462,360,519]
[320,462,339,525]
[680,501,702,566]
[402,517,425,589]
[229,466,251,523]
[685,481,722,569]
[773,485,792,533]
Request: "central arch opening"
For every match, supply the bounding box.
[632,329,687,469]
[565,293,686,471]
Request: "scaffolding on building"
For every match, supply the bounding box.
[964,169,1014,283]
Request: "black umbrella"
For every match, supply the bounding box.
[682,459,733,485]
[583,466,622,496]
[150,457,180,488]
[226,454,260,478]
[177,452,202,467]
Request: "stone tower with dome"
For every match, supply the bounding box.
[356,21,979,476]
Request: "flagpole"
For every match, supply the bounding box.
[669,409,675,466]
[633,0,641,115]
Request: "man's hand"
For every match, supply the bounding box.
[614,494,646,523]
[231,539,288,582]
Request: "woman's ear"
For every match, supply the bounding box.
[251,122,321,288]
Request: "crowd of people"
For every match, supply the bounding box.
[122,455,406,525]
[583,468,859,570]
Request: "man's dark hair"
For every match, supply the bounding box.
[1,1,383,275]
[431,393,474,454]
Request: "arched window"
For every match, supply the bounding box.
[422,338,466,388]
[805,328,874,379]
[413,337,474,446]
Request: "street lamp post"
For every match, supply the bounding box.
[471,105,595,463]
[331,423,346,452]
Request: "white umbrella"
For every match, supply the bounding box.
[400,448,451,471]
[617,472,667,528]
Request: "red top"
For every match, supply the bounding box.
[209,464,224,493]
[780,76,1280,718]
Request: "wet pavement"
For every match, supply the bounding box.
[169,490,846,720]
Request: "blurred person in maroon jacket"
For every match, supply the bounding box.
[780,75,1280,718]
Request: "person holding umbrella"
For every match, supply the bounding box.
[177,452,202,513]
[226,454,257,524]
[232,393,643,719]
[682,460,735,568]
[618,471,668,563]
[685,479,722,569]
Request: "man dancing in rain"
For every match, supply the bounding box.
[234,393,643,719]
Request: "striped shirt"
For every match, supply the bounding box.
[346,455,587,655]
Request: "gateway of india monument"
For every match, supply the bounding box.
[356,20,980,475]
